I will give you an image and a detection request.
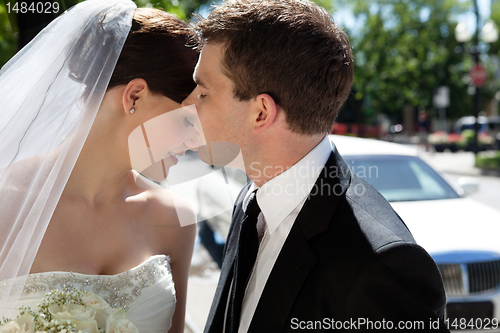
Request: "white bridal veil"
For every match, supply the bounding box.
[0,0,246,319]
[0,0,136,317]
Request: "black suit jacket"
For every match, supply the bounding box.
[204,146,449,332]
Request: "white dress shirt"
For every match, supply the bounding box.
[235,135,333,333]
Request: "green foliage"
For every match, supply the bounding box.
[57,0,212,20]
[461,129,475,142]
[489,0,500,54]
[337,0,473,122]
[0,2,16,67]
[476,151,500,169]
[64,0,212,21]
[132,0,209,20]
[482,0,500,102]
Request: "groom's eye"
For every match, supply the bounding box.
[184,117,194,127]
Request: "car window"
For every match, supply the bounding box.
[488,121,500,133]
[408,161,447,197]
[460,123,488,133]
[343,155,460,202]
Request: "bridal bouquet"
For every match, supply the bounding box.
[0,290,138,333]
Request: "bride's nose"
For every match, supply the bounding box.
[184,134,199,150]
[184,126,205,151]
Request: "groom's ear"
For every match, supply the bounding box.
[122,79,149,115]
[251,93,279,134]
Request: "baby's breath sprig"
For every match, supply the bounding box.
[38,318,78,333]
[38,290,85,323]
[1,288,136,333]
[1,289,87,333]
[18,305,39,322]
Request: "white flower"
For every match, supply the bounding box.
[105,309,138,333]
[0,315,35,333]
[0,322,21,333]
[48,304,98,333]
[82,292,113,328]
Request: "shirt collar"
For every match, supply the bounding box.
[243,135,332,235]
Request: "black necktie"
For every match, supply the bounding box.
[226,190,261,333]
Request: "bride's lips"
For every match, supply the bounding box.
[168,152,179,165]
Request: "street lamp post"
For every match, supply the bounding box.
[455,0,499,154]
[473,0,481,155]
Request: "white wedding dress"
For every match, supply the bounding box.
[2,255,176,333]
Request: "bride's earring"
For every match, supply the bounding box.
[130,108,136,114]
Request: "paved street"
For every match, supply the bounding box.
[417,149,500,211]
[185,244,219,333]
[445,173,500,211]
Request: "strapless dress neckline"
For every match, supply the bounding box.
[23,255,171,309]
[29,254,169,278]
[6,255,176,333]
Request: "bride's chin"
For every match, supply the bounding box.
[137,158,175,184]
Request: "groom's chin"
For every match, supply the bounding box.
[198,142,241,168]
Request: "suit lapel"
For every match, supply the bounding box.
[248,219,318,332]
[297,147,351,240]
[248,148,352,332]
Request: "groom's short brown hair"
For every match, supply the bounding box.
[195,0,353,135]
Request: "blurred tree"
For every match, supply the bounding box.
[0,2,16,66]
[131,0,214,20]
[335,0,473,126]
[485,0,500,105]
[488,0,500,53]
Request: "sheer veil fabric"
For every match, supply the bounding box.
[0,0,136,317]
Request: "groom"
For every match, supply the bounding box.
[183,0,449,332]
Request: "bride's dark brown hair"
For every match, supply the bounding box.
[107,8,198,103]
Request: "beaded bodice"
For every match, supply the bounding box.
[22,255,171,310]
[4,255,176,333]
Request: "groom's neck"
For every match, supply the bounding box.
[244,132,325,187]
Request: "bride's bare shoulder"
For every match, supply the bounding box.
[140,187,197,259]
[126,172,196,256]
[145,187,196,229]
[129,172,195,228]
[0,154,45,192]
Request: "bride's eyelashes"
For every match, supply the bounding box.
[198,93,206,99]
[183,117,194,127]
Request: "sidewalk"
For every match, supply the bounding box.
[185,243,220,333]
[416,148,482,177]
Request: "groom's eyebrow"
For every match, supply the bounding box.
[193,75,208,89]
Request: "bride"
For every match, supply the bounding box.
[0,1,203,332]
